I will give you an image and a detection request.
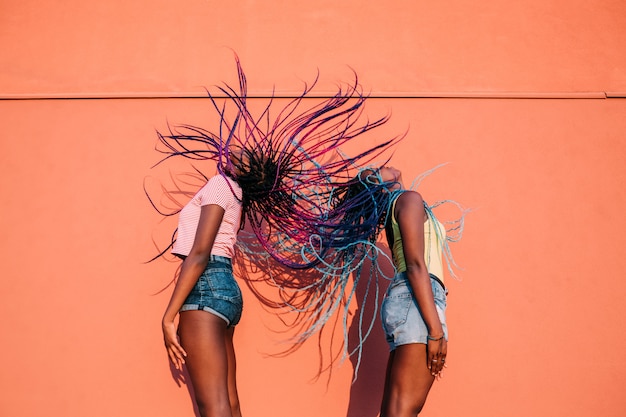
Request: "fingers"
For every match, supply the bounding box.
[166,338,187,362]
[434,362,447,380]
[432,358,447,379]
[427,339,447,377]
[162,321,187,369]
[166,343,187,370]
[429,356,445,376]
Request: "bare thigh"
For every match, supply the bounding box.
[224,326,241,417]
[380,343,435,417]
[179,310,232,417]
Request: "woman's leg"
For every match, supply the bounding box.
[179,310,232,417]
[380,343,435,417]
[225,326,242,417]
[380,349,395,415]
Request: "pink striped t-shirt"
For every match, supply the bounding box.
[172,174,243,259]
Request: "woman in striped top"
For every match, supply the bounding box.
[161,168,245,417]
[151,56,399,417]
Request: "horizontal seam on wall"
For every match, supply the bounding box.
[1,91,624,100]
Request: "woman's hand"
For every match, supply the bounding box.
[427,336,447,379]
[162,318,187,370]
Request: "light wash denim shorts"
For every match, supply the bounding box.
[180,255,243,327]
[381,272,448,350]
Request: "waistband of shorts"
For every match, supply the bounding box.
[208,254,232,264]
[394,271,446,291]
[429,273,446,292]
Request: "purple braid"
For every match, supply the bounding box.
[149,56,401,269]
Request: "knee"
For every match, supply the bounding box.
[229,396,241,416]
[384,396,427,417]
[195,397,231,417]
[230,400,241,416]
[194,399,210,417]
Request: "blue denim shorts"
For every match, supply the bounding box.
[180,255,243,327]
[381,272,448,350]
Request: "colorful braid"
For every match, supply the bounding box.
[148,57,401,271]
[241,166,468,379]
[146,58,467,379]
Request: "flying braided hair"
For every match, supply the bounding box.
[146,56,401,270]
[146,58,467,379]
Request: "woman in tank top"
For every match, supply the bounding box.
[377,166,448,417]
[340,166,449,417]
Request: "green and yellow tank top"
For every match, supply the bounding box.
[389,194,446,281]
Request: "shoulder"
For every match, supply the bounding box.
[205,174,238,193]
[394,191,426,224]
[206,174,228,186]
[199,174,241,201]
[196,175,226,195]
[395,190,424,209]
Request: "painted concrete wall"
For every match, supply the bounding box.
[1,1,625,416]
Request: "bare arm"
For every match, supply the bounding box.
[161,204,225,368]
[395,191,447,376]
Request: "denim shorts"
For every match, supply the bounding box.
[381,272,448,350]
[180,255,243,327]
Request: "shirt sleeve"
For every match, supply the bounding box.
[197,175,235,210]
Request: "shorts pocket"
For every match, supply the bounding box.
[204,268,241,302]
[382,292,413,333]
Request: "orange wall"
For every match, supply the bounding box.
[2,0,626,96]
[1,1,625,417]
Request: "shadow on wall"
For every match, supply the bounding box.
[346,250,393,417]
[232,230,394,417]
[169,360,201,417]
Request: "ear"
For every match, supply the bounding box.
[359,168,379,184]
